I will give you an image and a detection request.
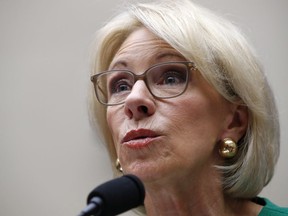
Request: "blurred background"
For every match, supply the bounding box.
[0,0,287,215]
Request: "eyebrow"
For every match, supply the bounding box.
[109,51,186,70]
[155,51,185,61]
[109,61,127,70]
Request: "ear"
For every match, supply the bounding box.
[220,104,249,142]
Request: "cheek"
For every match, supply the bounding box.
[170,91,227,143]
[166,105,219,171]
[106,107,124,150]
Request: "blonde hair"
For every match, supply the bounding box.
[89,0,279,198]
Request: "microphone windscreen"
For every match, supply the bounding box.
[87,174,145,216]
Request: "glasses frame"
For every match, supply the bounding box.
[91,61,197,106]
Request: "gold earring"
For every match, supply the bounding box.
[115,158,123,173]
[219,138,238,158]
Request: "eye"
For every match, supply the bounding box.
[163,72,183,85]
[156,66,187,86]
[112,80,132,93]
[108,72,133,94]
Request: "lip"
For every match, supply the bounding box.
[121,129,159,149]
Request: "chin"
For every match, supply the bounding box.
[123,160,170,184]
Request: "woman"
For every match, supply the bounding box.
[89,0,287,215]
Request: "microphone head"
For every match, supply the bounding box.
[87,174,145,216]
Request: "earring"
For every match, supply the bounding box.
[115,158,123,173]
[219,138,238,158]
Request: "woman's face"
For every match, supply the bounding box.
[106,28,236,182]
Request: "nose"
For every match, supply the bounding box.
[124,80,156,120]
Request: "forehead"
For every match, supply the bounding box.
[109,28,185,69]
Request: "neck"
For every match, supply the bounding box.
[144,170,222,216]
[142,166,262,216]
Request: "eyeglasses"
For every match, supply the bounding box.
[91,61,197,106]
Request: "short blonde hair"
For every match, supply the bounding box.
[89,0,279,198]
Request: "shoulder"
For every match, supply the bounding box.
[253,197,288,216]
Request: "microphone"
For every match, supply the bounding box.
[78,174,145,216]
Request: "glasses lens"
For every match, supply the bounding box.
[147,62,188,98]
[95,71,134,105]
[92,62,191,105]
